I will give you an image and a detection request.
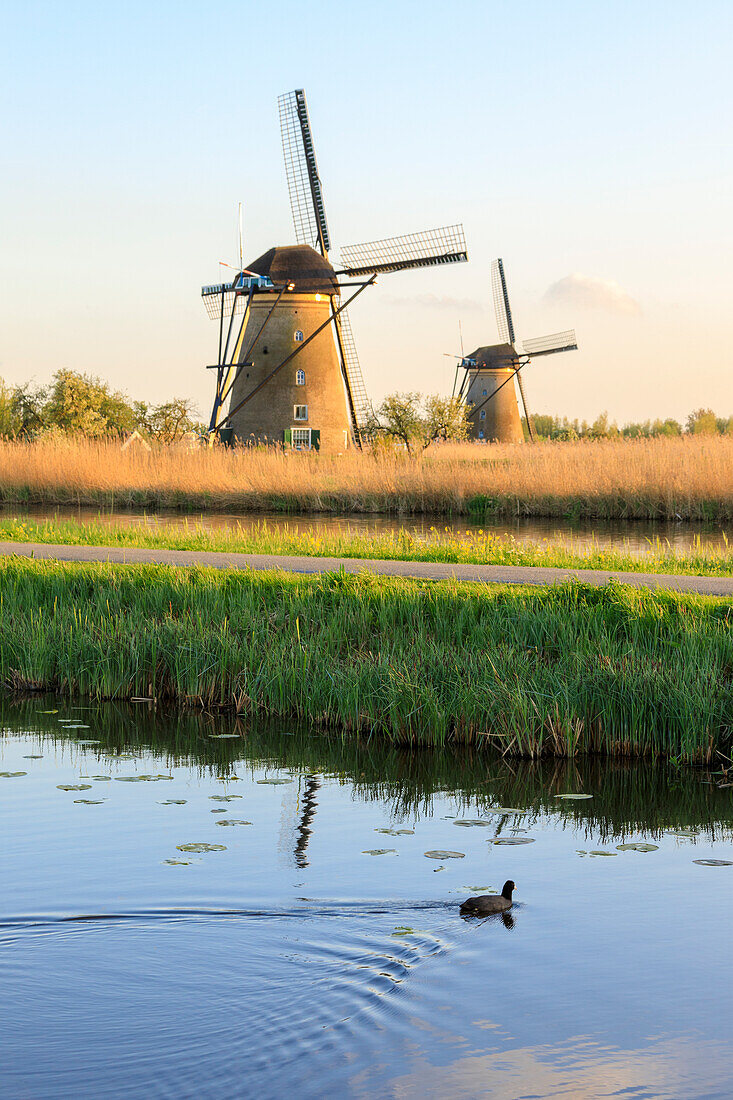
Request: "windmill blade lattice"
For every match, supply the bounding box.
[278,89,331,255]
[332,307,372,442]
[341,225,467,276]
[491,258,515,345]
[522,330,578,357]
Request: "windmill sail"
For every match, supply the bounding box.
[491,258,515,345]
[340,224,467,276]
[522,331,578,357]
[332,306,372,443]
[278,89,331,256]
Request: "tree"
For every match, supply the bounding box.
[133,398,202,444]
[44,370,136,437]
[370,392,468,453]
[686,408,718,435]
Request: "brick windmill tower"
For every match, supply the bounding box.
[202,89,468,452]
[454,259,578,442]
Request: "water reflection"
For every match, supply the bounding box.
[6,503,733,556]
[1,697,732,1099]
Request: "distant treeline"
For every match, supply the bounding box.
[0,370,203,443]
[526,409,733,441]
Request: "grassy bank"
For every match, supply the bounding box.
[3,515,733,577]
[1,558,731,759]
[1,435,733,519]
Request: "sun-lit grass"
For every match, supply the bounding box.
[2,557,732,759]
[1,434,733,518]
[3,514,733,577]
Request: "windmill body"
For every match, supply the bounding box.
[458,259,578,443]
[202,89,467,452]
[226,245,351,452]
[463,344,524,443]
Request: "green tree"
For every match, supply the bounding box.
[134,398,202,444]
[686,408,718,435]
[371,392,468,453]
[44,370,136,437]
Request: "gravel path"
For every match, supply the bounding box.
[2,540,733,596]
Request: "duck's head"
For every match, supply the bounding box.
[501,880,516,899]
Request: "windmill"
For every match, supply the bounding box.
[201,88,468,452]
[453,259,577,443]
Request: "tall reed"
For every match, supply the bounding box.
[1,435,732,519]
[1,558,731,758]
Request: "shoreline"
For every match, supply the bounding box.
[2,556,731,761]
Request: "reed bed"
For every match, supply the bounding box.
[1,435,733,519]
[4,515,733,577]
[2,558,732,759]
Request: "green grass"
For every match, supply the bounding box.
[1,556,732,759]
[3,514,733,577]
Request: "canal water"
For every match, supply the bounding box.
[7,504,733,557]
[1,701,732,1099]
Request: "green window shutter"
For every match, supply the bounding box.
[283,429,292,445]
[311,429,320,451]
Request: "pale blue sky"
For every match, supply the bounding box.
[1,0,731,422]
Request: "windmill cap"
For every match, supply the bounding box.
[467,343,517,367]
[246,245,339,293]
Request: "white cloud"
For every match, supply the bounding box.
[543,273,642,316]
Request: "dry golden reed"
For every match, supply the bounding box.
[1,435,732,519]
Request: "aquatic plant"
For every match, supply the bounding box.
[1,434,733,520]
[1,559,732,760]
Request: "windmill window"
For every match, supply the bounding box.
[482,389,487,396]
[480,410,486,420]
[296,369,306,386]
[294,405,308,421]
[294,330,304,342]
[478,430,485,439]
[292,428,311,449]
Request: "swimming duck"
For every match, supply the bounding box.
[460,880,516,916]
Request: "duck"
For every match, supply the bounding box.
[460,880,516,916]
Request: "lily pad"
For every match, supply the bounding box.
[256,778,292,785]
[211,808,227,814]
[209,734,241,739]
[63,724,90,730]
[57,783,92,791]
[160,799,187,805]
[453,819,493,827]
[486,807,527,815]
[693,859,733,867]
[115,775,161,782]
[616,843,659,852]
[209,795,242,802]
[667,829,699,838]
[363,849,397,856]
[74,740,101,746]
[0,771,27,778]
[460,886,495,893]
[589,850,617,857]
[555,793,593,800]
[91,775,112,781]
[424,850,465,859]
[491,837,535,845]
[40,709,58,714]
[74,799,106,804]
[176,843,227,853]
[215,819,253,827]
[375,828,414,835]
[163,859,193,866]
[23,755,43,759]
